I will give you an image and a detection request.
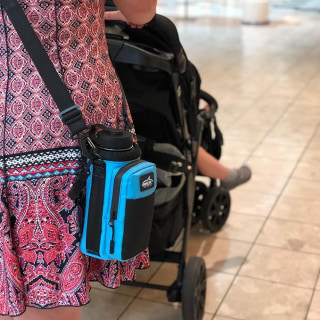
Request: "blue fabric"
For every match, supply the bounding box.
[81,159,156,261]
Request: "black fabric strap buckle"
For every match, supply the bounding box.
[59,105,83,125]
[60,105,88,138]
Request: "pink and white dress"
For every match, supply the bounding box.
[0,0,149,316]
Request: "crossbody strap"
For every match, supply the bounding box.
[1,0,133,137]
[0,0,87,136]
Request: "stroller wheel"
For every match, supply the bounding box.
[182,257,206,320]
[192,181,208,226]
[201,187,231,233]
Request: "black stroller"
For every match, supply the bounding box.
[105,5,231,320]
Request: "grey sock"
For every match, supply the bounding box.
[220,165,252,190]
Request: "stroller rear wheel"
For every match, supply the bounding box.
[201,186,231,233]
[182,257,206,320]
[192,181,208,226]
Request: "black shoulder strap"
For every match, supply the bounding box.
[0,0,88,137]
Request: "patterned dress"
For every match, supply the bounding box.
[0,0,149,316]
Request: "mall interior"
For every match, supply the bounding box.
[81,1,320,319]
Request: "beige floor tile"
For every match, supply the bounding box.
[137,262,234,315]
[136,286,168,305]
[268,125,316,141]
[288,101,320,117]
[223,128,267,143]
[90,281,140,297]
[263,133,310,148]
[232,173,288,196]
[240,104,285,124]
[292,161,320,181]
[187,235,251,274]
[221,140,258,157]
[317,278,320,290]
[218,116,244,131]
[203,313,215,320]
[135,261,163,281]
[133,287,216,319]
[257,218,320,254]
[282,178,320,201]
[81,288,133,320]
[239,245,320,288]
[218,97,248,112]
[295,92,320,106]
[266,86,302,100]
[230,189,277,217]
[246,156,296,178]
[257,96,293,112]
[90,261,162,297]
[213,316,240,320]
[119,298,183,320]
[253,143,304,162]
[228,118,272,135]
[137,262,182,303]
[215,213,265,243]
[203,270,235,314]
[228,88,268,101]
[300,148,320,164]
[218,97,256,111]
[307,291,320,320]
[218,277,313,320]
[236,82,273,99]
[270,196,320,225]
[273,115,320,137]
[309,135,320,149]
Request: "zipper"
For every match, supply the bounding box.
[108,159,143,254]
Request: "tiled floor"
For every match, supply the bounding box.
[82,2,320,319]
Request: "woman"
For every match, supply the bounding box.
[0,0,156,319]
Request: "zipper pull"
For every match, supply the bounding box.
[108,212,116,254]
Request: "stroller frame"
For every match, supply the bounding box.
[108,31,201,298]
[104,9,231,320]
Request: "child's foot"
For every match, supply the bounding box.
[220,165,252,190]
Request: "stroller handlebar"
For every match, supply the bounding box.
[200,90,218,113]
[105,2,187,73]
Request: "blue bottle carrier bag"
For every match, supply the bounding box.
[78,126,157,261]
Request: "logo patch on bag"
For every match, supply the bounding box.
[140,172,155,191]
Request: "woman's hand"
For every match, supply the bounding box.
[104,10,145,29]
[111,0,156,26]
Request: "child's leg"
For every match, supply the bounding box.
[197,146,251,190]
[197,146,229,179]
